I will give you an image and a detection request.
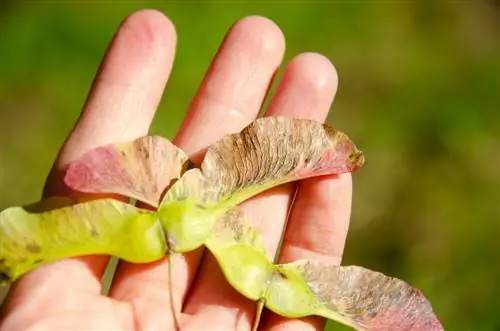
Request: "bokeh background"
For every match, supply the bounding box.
[1,2,499,330]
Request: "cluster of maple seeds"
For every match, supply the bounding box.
[0,117,442,330]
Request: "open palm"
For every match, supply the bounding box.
[0,10,352,331]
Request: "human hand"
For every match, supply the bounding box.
[0,10,351,331]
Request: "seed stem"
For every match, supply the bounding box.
[168,252,180,330]
[252,298,266,331]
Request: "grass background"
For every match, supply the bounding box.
[0,1,499,330]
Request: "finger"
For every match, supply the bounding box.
[108,16,285,329]
[260,174,353,331]
[3,9,176,311]
[184,53,339,330]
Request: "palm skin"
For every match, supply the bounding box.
[0,10,352,331]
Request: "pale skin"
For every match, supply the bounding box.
[0,10,352,331]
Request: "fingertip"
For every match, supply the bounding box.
[102,9,177,85]
[229,15,286,58]
[265,52,338,120]
[122,9,177,51]
[287,52,338,96]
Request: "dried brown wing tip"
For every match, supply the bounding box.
[336,131,365,171]
[65,135,189,207]
[311,126,365,175]
[287,260,443,331]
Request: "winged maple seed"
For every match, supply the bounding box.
[273,261,444,331]
[0,116,444,330]
[206,206,444,331]
[199,116,365,200]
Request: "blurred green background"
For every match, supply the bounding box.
[0,1,499,330]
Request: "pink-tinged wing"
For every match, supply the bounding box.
[65,135,190,207]
[198,116,365,204]
[266,260,444,331]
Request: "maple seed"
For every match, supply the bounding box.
[0,117,443,330]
